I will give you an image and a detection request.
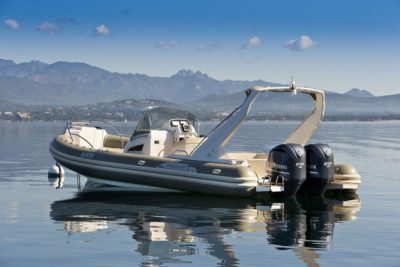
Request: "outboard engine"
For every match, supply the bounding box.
[303,144,334,196]
[267,144,306,197]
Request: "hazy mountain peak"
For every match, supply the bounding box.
[48,61,103,71]
[18,60,47,69]
[172,69,209,79]
[344,88,374,98]
[173,69,195,77]
[194,70,209,79]
[27,61,109,84]
[0,59,48,78]
[0,59,16,67]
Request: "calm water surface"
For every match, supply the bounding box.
[0,121,399,266]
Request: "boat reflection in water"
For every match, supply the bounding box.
[50,183,361,266]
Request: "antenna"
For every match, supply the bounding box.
[290,76,297,95]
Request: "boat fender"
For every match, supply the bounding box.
[303,143,334,196]
[48,162,65,178]
[48,162,65,188]
[267,143,306,197]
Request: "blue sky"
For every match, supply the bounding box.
[0,0,399,95]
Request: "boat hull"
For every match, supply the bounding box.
[49,135,258,197]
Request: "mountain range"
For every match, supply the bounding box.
[0,59,399,120]
[344,88,374,98]
[187,90,400,116]
[0,59,282,105]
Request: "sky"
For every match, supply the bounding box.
[0,0,399,95]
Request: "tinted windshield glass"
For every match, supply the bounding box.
[132,107,198,137]
[145,108,197,129]
[132,116,150,137]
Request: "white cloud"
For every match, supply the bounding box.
[37,21,59,34]
[95,24,110,36]
[156,40,178,50]
[3,19,19,30]
[284,35,315,51]
[242,36,262,49]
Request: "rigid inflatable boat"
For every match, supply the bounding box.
[49,80,361,197]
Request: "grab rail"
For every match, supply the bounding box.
[66,121,73,142]
[65,121,94,148]
[91,120,124,149]
[70,133,94,148]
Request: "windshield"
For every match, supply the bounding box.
[132,107,199,137]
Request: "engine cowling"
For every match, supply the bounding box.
[266,143,306,197]
[303,143,334,196]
